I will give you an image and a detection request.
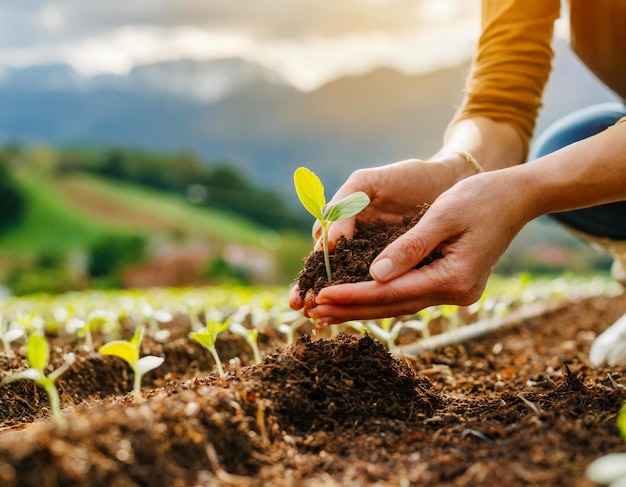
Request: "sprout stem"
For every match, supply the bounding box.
[44,381,61,419]
[133,369,142,399]
[322,224,332,282]
[209,347,226,378]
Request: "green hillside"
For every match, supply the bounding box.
[0,172,281,256]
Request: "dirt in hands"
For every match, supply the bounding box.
[296,206,442,306]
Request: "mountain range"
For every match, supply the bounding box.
[0,39,619,196]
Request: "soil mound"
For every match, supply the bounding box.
[243,333,441,433]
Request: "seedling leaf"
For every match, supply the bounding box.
[618,403,626,440]
[7,369,44,383]
[99,340,139,366]
[294,167,325,221]
[189,330,212,348]
[5,328,24,343]
[27,334,49,371]
[323,192,370,222]
[136,355,165,376]
[130,325,144,346]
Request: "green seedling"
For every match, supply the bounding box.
[586,452,626,486]
[294,166,370,282]
[189,316,231,378]
[1,333,75,420]
[276,311,309,346]
[1,318,25,357]
[139,301,173,340]
[402,315,432,339]
[98,326,164,399]
[229,322,262,364]
[344,321,367,335]
[66,309,119,350]
[363,317,406,355]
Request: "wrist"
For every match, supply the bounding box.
[429,150,484,184]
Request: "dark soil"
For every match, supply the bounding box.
[1,292,626,486]
[296,206,442,304]
[1,215,625,486]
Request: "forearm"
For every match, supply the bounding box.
[430,116,525,182]
[513,121,626,219]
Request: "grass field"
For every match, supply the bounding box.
[0,173,281,256]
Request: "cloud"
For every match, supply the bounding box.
[0,0,482,89]
[3,0,468,42]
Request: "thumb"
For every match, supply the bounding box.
[369,214,446,283]
[328,216,356,246]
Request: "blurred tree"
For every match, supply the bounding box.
[202,254,251,285]
[24,145,310,233]
[0,158,27,234]
[87,234,147,286]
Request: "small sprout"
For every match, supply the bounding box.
[586,400,626,485]
[437,305,462,331]
[98,326,164,399]
[344,321,367,335]
[230,322,262,364]
[1,318,25,357]
[586,453,626,486]
[139,301,173,340]
[1,334,75,420]
[66,317,92,349]
[189,316,231,378]
[403,316,431,339]
[276,310,308,345]
[294,166,370,282]
[364,317,405,355]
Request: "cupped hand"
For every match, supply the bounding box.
[316,159,457,246]
[288,159,457,312]
[303,169,535,324]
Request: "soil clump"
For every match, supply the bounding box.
[296,208,442,302]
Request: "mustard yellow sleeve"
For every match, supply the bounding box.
[451,0,561,160]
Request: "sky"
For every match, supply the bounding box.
[0,0,488,91]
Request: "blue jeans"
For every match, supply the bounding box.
[529,102,626,240]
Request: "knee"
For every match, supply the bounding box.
[529,102,626,161]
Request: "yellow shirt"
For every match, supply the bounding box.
[453,0,626,161]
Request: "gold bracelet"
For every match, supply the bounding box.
[452,150,484,174]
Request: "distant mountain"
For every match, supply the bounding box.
[0,39,620,196]
[101,58,287,102]
[0,57,467,193]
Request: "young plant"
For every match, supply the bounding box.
[364,317,406,356]
[294,166,370,282]
[98,326,164,399]
[276,311,309,346]
[586,402,626,485]
[189,316,231,378]
[1,318,25,357]
[229,322,262,364]
[1,333,75,420]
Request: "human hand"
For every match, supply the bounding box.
[289,158,459,312]
[301,169,534,324]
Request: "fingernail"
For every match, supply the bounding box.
[370,258,394,281]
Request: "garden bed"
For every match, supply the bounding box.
[1,289,626,486]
